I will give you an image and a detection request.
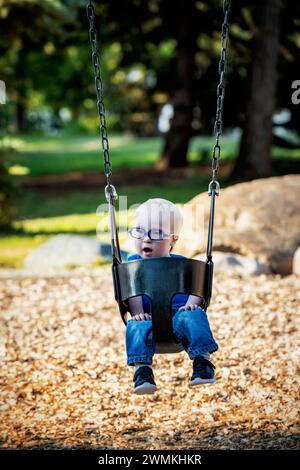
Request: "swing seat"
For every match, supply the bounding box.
[112,257,213,353]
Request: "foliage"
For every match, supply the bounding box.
[0,148,17,230]
[0,0,299,135]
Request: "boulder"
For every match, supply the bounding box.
[194,251,269,275]
[292,246,300,275]
[176,175,300,275]
[24,234,102,270]
[24,236,130,272]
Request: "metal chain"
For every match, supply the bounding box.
[87,0,230,200]
[209,0,231,196]
[86,1,118,201]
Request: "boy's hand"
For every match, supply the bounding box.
[131,313,152,321]
[178,296,205,311]
[178,304,199,311]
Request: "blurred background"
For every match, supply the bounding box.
[0,0,299,268]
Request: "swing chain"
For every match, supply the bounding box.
[87,1,117,199]
[209,0,231,196]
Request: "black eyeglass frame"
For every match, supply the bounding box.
[128,227,175,241]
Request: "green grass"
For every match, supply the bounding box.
[0,234,50,268]
[4,134,161,177]
[16,175,219,221]
[2,173,226,268]
[3,132,299,178]
[12,174,221,236]
[1,132,299,268]
[3,133,239,177]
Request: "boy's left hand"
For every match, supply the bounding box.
[178,303,199,311]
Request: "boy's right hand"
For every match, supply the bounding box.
[131,313,152,321]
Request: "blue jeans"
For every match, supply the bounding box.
[126,307,218,365]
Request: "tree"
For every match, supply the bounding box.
[158,1,198,168]
[0,0,299,177]
[229,0,282,181]
[0,150,16,230]
[0,0,80,133]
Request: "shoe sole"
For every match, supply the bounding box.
[190,377,216,386]
[133,383,157,395]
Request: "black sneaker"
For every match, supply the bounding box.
[133,366,157,395]
[190,356,216,386]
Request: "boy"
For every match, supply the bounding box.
[126,198,218,395]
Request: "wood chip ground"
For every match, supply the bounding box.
[0,268,299,449]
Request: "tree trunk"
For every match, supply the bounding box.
[229,0,281,182]
[15,50,28,134]
[16,101,27,134]
[159,3,197,169]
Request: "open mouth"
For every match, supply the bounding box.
[142,247,153,255]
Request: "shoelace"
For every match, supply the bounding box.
[133,367,153,382]
[193,357,215,372]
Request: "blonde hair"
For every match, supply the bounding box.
[135,198,183,237]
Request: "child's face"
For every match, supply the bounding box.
[132,209,178,258]
[134,233,173,258]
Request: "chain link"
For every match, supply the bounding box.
[87,1,117,197]
[209,0,231,195]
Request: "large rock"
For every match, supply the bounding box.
[292,247,300,275]
[176,175,300,275]
[24,234,102,270]
[194,251,269,275]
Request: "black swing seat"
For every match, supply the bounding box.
[112,257,213,354]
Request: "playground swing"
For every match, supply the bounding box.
[86,1,231,354]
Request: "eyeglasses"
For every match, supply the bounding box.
[128,227,173,240]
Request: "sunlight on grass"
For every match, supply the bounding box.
[16,213,100,234]
[2,210,134,267]
[272,147,300,159]
[2,131,298,269]
[4,205,191,268]
[0,235,50,268]
[5,134,163,176]
[1,136,26,151]
[14,209,136,237]
[0,174,213,267]
[3,133,238,177]
[8,165,30,176]
[9,134,134,153]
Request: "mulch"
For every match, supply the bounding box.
[0,268,299,449]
